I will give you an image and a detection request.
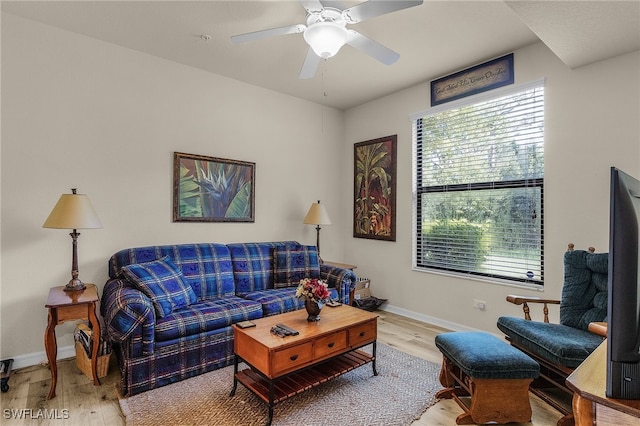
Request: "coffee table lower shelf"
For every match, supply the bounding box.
[233,349,375,424]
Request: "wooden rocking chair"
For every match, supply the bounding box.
[497,244,608,426]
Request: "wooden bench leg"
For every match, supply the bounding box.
[438,356,457,388]
[468,378,534,424]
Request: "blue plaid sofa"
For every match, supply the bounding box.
[101,241,355,396]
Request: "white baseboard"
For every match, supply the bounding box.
[8,344,76,370]
[380,303,481,333]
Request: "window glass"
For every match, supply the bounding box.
[413,82,544,286]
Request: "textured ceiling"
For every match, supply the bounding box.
[2,1,639,110]
[506,0,640,69]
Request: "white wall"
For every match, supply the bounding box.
[1,14,346,364]
[343,42,640,333]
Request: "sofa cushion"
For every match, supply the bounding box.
[108,244,236,300]
[273,246,320,288]
[154,296,263,343]
[228,241,302,293]
[241,286,339,317]
[120,256,198,318]
[497,316,605,368]
[240,288,304,316]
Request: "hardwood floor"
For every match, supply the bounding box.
[0,311,562,425]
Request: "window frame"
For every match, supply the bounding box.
[411,79,545,289]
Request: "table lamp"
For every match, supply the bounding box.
[303,200,332,258]
[43,188,103,291]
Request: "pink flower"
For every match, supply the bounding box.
[296,278,330,303]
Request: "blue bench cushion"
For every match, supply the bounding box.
[496,316,604,368]
[154,296,263,343]
[435,331,540,380]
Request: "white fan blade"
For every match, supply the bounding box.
[299,47,322,79]
[346,30,399,65]
[342,0,423,24]
[231,24,306,44]
[319,1,348,9]
[299,0,324,14]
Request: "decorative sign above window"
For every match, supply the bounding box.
[430,53,514,106]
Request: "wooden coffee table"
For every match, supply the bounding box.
[230,304,378,425]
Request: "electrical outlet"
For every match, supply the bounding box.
[473,299,487,310]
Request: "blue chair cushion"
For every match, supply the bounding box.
[497,316,605,368]
[120,256,198,318]
[561,250,608,330]
[435,331,539,380]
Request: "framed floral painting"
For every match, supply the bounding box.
[173,152,255,222]
[353,135,397,241]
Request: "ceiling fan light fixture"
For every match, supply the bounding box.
[303,22,348,59]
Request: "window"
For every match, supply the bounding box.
[412,80,545,286]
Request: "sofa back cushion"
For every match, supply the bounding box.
[560,249,608,331]
[109,243,235,300]
[228,241,303,294]
[273,246,320,288]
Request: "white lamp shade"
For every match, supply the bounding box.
[303,202,332,226]
[43,193,103,229]
[303,22,348,59]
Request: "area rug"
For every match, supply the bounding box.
[118,343,442,426]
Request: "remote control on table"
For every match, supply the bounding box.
[275,324,299,335]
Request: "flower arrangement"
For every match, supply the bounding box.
[296,278,330,304]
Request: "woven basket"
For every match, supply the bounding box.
[75,342,110,379]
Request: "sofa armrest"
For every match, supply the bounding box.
[321,265,356,304]
[506,294,560,323]
[101,278,156,355]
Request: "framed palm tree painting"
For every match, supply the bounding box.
[173,152,255,222]
[353,135,397,241]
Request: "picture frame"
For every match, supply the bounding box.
[173,152,255,222]
[431,53,514,106]
[353,135,397,241]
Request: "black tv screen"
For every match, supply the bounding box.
[607,167,640,399]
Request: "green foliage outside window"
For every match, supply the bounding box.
[422,220,487,270]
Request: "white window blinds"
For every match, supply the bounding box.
[413,81,545,286]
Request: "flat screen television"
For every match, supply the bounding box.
[607,166,640,399]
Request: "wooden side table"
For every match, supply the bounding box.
[44,283,101,399]
[567,340,640,425]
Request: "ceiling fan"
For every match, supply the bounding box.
[231,0,424,79]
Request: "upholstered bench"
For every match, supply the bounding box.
[435,331,540,425]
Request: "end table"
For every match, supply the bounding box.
[44,283,101,399]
